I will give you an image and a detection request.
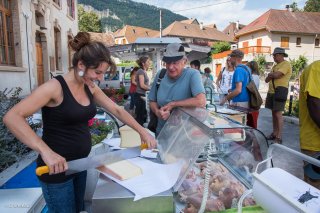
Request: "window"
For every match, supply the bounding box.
[296,37,301,46]
[0,0,14,65]
[67,35,73,68]
[315,38,320,47]
[281,37,289,48]
[53,0,60,7]
[54,27,61,70]
[67,0,75,18]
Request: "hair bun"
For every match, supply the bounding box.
[69,32,91,51]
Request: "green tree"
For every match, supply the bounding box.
[78,5,102,32]
[304,0,320,12]
[254,55,267,76]
[211,42,231,54]
[289,55,308,80]
[289,2,301,12]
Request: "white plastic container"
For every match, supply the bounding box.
[252,167,320,213]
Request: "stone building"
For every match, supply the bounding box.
[0,0,78,96]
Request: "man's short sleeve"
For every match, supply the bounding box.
[233,68,245,83]
[278,61,291,75]
[304,62,320,99]
[190,71,205,95]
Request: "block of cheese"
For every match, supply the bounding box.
[119,125,141,148]
[97,160,142,181]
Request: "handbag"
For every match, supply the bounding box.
[243,66,263,110]
[147,69,167,133]
[272,79,288,102]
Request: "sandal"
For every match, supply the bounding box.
[266,133,276,140]
[273,137,282,144]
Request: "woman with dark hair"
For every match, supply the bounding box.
[216,56,235,100]
[246,60,260,128]
[3,32,156,213]
[135,56,151,125]
[129,67,139,116]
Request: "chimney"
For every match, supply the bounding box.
[236,20,239,30]
[200,22,203,30]
[285,5,290,10]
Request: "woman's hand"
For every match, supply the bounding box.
[140,130,157,149]
[40,149,68,175]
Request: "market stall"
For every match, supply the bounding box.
[91,107,320,213]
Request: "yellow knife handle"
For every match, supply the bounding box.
[140,143,148,150]
[36,166,49,176]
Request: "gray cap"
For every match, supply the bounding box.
[229,49,244,58]
[162,43,186,63]
[272,47,288,57]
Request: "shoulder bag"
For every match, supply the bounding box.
[147,68,167,133]
[243,66,263,110]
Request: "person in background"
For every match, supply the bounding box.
[190,59,203,74]
[129,67,139,116]
[265,47,292,144]
[246,61,260,128]
[149,43,206,136]
[220,49,250,108]
[3,32,156,213]
[203,67,215,100]
[299,60,320,189]
[216,56,235,100]
[135,56,151,126]
[203,67,214,82]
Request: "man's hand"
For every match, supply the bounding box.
[158,107,171,120]
[220,97,227,105]
[162,102,175,112]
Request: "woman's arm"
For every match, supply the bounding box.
[138,74,149,91]
[3,80,68,174]
[216,71,222,87]
[93,86,156,148]
[131,75,137,86]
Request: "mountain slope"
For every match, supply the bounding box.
[78,0,187,32]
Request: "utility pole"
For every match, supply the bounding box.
[159,9,162,38]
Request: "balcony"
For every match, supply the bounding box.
[213,46,271,59]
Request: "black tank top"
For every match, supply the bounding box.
[37,75,97,183]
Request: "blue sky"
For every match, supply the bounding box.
[132,0,307,30]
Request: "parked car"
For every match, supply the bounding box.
[99,66,132,94]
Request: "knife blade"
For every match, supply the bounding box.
[36,146,141,176]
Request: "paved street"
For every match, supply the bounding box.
[258,101,303,179]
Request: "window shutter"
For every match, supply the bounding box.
[281,37,289,48]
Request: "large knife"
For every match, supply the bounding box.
[36,146,141,176]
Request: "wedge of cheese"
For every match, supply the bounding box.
[119,125,141,148]
[97,160,142,181]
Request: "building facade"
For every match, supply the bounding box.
[213,9,320,77]
[0,0,77,96]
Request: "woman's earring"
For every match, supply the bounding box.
[78,70,84,77]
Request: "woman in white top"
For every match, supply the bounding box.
[246,60,260,128]
[216,57,235,100]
